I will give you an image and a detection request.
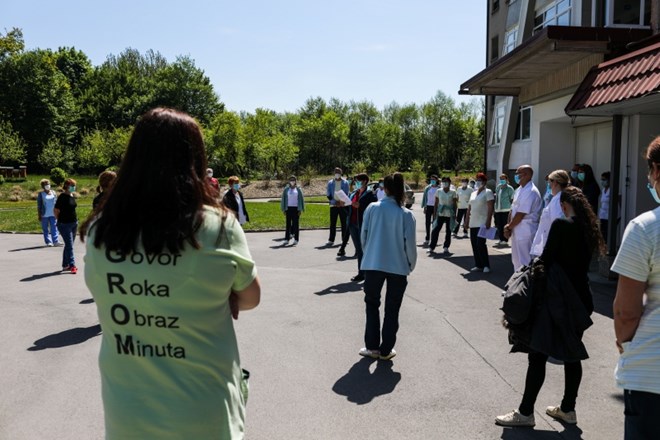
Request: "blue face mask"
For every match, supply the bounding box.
[499,179,506,186]
[601,179,609,187]
[379,183,384,188]
[546,182,551,192]
[577,172,586,182]
[233,183,240,191]
[514,175,521,185]
[648,183,660,204]
[355,182,362,189]
[430,180,437,186]
[570,171,578,179]
[69,185,76,192]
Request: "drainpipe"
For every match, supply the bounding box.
[608,115,622,256]
[484,0,490,174]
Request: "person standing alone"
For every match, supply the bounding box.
[281,176,305,245]
[359,173,417,361]
[326,167,350,255]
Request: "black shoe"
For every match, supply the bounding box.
[337,248,346,256]
[351,274,364,282]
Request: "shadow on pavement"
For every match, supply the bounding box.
[20,271,63,282]
[332,357,401,405]
[500,424,583,439]
[8,245,49,252]
[314,281,363,296]
[27,324,102,351]
[440,254,514,290]
[80,298,95,304]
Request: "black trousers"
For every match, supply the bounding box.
[600,219,608,245]
[494,211,510,243]
[364,270,408,357]
[285,207,300,241]
[519,352,582,416]
[453,208,468,234]
[430,216,452,250]
[329,206,349,244]
[424,206,435,241]
[469,227,490,269]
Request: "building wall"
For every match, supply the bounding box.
[628,114,660,220]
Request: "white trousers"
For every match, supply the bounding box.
[511,222,537,272]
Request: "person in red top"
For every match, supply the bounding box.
[207,168,220,197]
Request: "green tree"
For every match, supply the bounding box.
[0,121,27,164]
[205,110,244,176]
[0,28,24,60]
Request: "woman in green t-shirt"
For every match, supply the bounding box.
[81,108,261,439]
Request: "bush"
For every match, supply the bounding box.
[50,167,67,186]
[0,175,4,185]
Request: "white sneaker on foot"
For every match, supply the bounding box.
[359,348,380,359]
[326,240,334,245]
[483,267,491,273]
[495,409,535,427]
[422,240,429,246]
[293,240,298,245]
[443,247,449,254]
[546,406,577,424]
[379,349,396,360]
[469,267,482,272]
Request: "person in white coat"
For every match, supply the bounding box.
[504,165,542,271]
[530,170,569,258]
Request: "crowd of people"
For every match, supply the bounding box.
[34,106,656,439]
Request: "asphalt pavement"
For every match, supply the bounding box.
[0,204,624,440]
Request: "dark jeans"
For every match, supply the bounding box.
[364,270,408,356]
[453,209,468,234]
[424,206,435,241]
[518,352,582,416]
[469,227,490,269]
[624,389,660,440]
[600,219,608,245]
[57,221,77,268]
[329,206,349,245]
[494,211,509,243]
[430,216,451,251]
[285,207,300,241]
[349,223,363,275]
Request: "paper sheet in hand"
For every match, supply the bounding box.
[477,225,497,240]
[335,190,352,205]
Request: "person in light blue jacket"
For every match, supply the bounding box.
[358,172,417,361]
[280,176,305,245]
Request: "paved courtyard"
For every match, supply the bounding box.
[0,204,624,439]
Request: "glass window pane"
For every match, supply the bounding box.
[613,0,642,25]
[557,11,570,25]
[521,109,531,139]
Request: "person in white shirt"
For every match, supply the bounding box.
[465,172,494,273]
[599,171,611,244]
[530,170,569,257]
[612,137,660,439]
[280,176,305,245]
[504,165,542,271]
[420,175,440,245]
[454,178,473,238]
[375,178,386,201]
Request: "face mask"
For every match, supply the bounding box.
[570,171,578,179]
[44,184,51,191]
[468,182,475,188]
[461,182,468,189]
[499,179,506,186]
[442,182,449,189]
[577,172,585,182]
[546,182,551,192]
[233,183,240,191]
[514,175,521,185]
[335,174,341,180]
[648,183,660,204]
[347,179,352,186]
[379,183,384,188]
[355,182,362,190]
[430,180,437,186]
[207,171,213,178]
[601,179,609,187]
[289,181,296,187]
[69,185,76,192]
[476,181,484,188]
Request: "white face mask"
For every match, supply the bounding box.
[335,174,341,180]
[289,181,296,187]
[44,184,51,191]
[476,181,485,188]
[442,182,449,189]
[207,172,213,178]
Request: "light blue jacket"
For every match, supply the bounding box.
[326,179,350,206]
[280,186,305,212]
[360,196,417,276]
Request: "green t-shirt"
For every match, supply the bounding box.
[84,207,257,439]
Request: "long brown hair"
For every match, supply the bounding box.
[80,108,224,254]
[560,186,605,255]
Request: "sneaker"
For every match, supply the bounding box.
[326,240,334,246]
[337,248,346,256]
[443,247,449,254]
[483,267,491,273]
[62,265,71,272]
[70,266,78,275]
[469,267,482,272]
[545,406,577,424]
[422,240,429,246]
[46,243,54,247]
[452,232,458,237]
[293,240,298,246]
[463,232,468,237]
[379,349,396,360]
[54,241,64,246]
[359,348,380,359]
[495,409,535,427]
[351,274,365,282]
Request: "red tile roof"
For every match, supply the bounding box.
[566,41,660,112]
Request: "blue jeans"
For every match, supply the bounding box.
[57,222,77,268]
[349,223,363,275]
[40,216,59,245]
[624,389,660,440]
[364,270,408,356]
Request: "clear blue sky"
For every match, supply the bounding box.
[3,0,486,114]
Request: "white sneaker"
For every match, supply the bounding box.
[443,247,449,254]
[546,406,577,424]
[495,409,535,427]
[469,267,482,272]
[422,240,429,246]
[326,240,334,245]
[483,267,491,273]
[293,240,298,245]
[359,347,380,359]
[463,232,468,238]
[46,243,54,247]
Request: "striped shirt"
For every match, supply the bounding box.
[611,206,660,394]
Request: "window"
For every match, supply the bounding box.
[491,102,506,145]
[607,0,651,27]
[514,107,531,140]
[534,0,572,33]
[491,36,499,62]
[502,26,518,55]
